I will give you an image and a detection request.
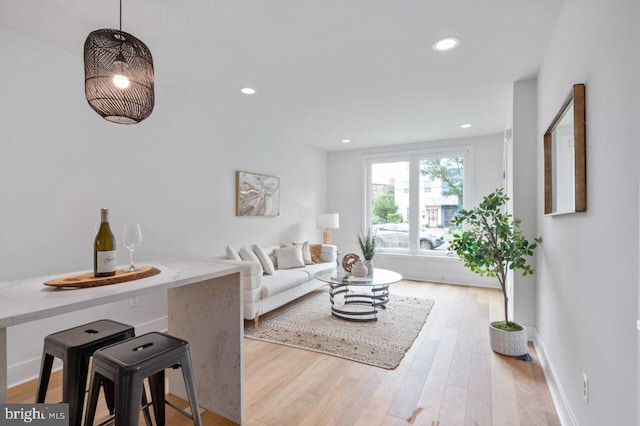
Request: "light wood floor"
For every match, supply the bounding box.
[8,281,560,425]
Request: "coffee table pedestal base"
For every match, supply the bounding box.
[329,282,390,322]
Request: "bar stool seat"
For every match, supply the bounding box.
[84,332,202,426]
[36,319,135,426]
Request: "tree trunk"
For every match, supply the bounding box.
[498,271,509,324]
[504,295,509,324]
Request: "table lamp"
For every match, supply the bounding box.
[318,213,339,244]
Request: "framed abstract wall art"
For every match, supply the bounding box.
[236,171,280,216]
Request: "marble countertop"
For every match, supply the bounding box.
[0,259,241,328]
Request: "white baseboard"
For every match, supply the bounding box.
[532,332,578,426]
[8,316,168,389]
[8,357,63,389]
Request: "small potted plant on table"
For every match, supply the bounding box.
[357,228,377,276]
[449,188,541,356]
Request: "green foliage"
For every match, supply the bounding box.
[444,226,462,239]
[387,213,404,223]
[372,215,385,225]
[491,321,524,332]
[449,188,541,324]
[421,157,464,202]
[372,193,399,223]
[357,228,377,260]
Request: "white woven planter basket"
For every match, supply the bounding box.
[489,323,528,356]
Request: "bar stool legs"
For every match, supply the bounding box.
[84,332,202,426]
[148,371,166,425]
[35,353,54,403]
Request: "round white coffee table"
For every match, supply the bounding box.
[315,268,402,321]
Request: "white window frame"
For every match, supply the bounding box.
[363,145,473,257]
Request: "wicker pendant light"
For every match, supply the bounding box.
[84,0,154,124]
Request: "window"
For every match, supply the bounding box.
[365,147,471,255]
[370,161,409,226]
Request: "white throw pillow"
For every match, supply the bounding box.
[226,245,242,261]
[269,252,278,268]
[293,241,313,265]
[239,245,264,275]
[252,244,275,275]
[275,245,305,269]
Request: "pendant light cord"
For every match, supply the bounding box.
[119,0,122,31]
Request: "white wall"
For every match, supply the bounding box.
[0,27,328,386]
[511,80,539,329]
[327,134,503,286]
[537,1,640,424]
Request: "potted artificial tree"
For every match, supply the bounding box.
[449,188,541,356]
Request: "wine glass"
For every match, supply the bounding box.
[122,224,142,272]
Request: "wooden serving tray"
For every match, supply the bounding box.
[44,266,161,289]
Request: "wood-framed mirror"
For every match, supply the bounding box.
[544,83,586,215]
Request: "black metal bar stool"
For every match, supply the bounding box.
[84,332,202,426]
[35,319,135,426]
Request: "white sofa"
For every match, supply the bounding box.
[221,244,337,325]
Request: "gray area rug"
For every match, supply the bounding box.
[244,291,434,369]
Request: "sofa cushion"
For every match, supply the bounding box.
[293,241,313,265]
[275,245,305,269]
[226,245,242,261]
[300,261,336,278]
[239,245,263,275]
[309,244,322,263]
[260,270,309,298]
[252,244,275,275]
[319,245,338,263]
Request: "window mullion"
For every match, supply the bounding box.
[409,157,421,253]
[364,159,373,228]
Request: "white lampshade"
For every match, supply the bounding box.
[318,213,339,229]
[318,213,339,245]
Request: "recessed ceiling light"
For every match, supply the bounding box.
[240,87,256,95]
[341,139,351,143]
[461,124,472,128]
[432,37,460,52]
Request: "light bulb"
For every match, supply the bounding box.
[113,74,130,89]
[111,51,129,89]
[432,37,460,52]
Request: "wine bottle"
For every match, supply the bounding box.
[94,208,117,277]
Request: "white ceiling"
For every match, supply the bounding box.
[0,0,563,151]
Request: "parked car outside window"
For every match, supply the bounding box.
[372,223,445,250]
